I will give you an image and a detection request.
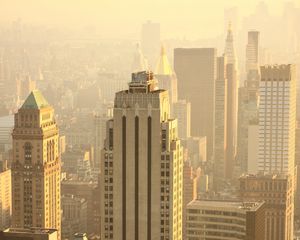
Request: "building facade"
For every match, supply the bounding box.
[224,23,239,178]
[239,174,294,240]
[11,90,61,239]
[174,48,217,160]
[173,100,191,140]
[214,56,227,186]
[0,228,58,240]
[0,168,11,230]
[186,200,265,240]
[246,31,260,74]
[100,71,183,240]
[258,65,296,174]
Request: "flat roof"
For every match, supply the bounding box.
[3,228,57,235]
[187,199,264,212]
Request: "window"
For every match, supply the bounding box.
[24,142,32,164]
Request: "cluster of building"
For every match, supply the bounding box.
[0,2,300,240]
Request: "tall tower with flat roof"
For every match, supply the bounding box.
[100,71,183,240]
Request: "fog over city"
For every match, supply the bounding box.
[0,1,300,240]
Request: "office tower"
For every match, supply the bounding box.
[182,162,195,240]
[132,43,148,73]
[186,136,207,168]
[186,200,265,240]
[224,22,237,66]
[141,21,160,68]
[237,84,259,174]
[94,108,113,169]
[155,46,178,113]
[237,32,261,174]
[239,174,294,240]
[61,195,87,240]
[246,31,260,74]
[0,166,11,230]
[174,48,217,159]
[0,228,58,240]
[173,100,191,140]
[224,24,239,178]
[247,124,259,173]
[11,90,61,239]
[295,122,300,218]
[100,71,183,240]
[258,65,296,174]
[0,115,14,152]
[213,56,227,185]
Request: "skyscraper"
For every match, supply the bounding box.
[258,65,296,174]
[224,23,239,178]
[0,165,11,230]
[214,55,227,186]
[174,48,217,159]
[100,71,183,240]
[155,45,178,113]
[11,90,61,239]
[186,200,265,240]
[239,174,294,240]
[173,100,191,140]
[246,31,260,74]
[237,31,260,174]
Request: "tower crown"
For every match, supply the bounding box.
[129,71,158,93]
[155,45,172,75]
[21,90,49,109]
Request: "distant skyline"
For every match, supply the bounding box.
[0,0,297,39]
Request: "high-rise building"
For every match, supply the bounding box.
[94,108,113,169]
[239,174,294,240]
[173,100,191,140]
[11,90,61,239]
[0,115,14,152]
[224,24,239,178]
[237,32,260,173]
[174,48,217,159]
[155,46,178,113]
[0,166,11,230]
[295,122,300,218]
[246,31,260,74]
[182,162,195,240]
[186,200,265,240]
[258,65,296,174]
[0,228,58,240]
[100,71,183,240]
[247,123,259,173]
[214,56,227,185]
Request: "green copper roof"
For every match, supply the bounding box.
[21,90,50,109]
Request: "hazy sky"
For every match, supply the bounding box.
[0,0,298,39]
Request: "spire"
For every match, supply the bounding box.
[21,90,49,109]
[155,45,172,75]
[132,43,148,72]
[224,21,237,66]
